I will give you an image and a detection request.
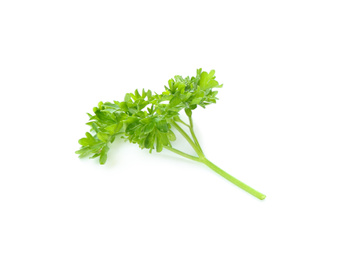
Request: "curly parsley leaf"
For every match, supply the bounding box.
[76,69,266,200]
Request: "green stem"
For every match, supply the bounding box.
[188,115,204,155]
[165,145,266,200]
[170,120,204,158]
[175,117,190,128]
[169,118,266,200]
[163,146,201,162]
[202,158,266,200]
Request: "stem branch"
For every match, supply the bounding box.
[175,117,190,128]
[168,117,266,200]
[188,115,204,155]
[164,146,201,162]
[171,120,204,158]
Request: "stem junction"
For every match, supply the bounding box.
[167,116,266,200]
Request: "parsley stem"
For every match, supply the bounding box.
[164,142,266,199]
[163,146,201,162]
[169,118,265,200]
[175,117,190,128]
[188,115,204,155]
[202,158,266,200]
[170,120,205,158]
[164,144,266,199]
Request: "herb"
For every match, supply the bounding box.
[76,69,266,200]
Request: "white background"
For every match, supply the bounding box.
[1,1,338,259]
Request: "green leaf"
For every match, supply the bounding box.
[86,132,95,141]
[126,121,140,134]
[78,138,89,146]
[195,91,205,98]
[75,147,92,158]
[142,88,147,98]
[144,132,155,148]
[168,79,175,91]
[180,92,192,101]
[92,123,99,133]
[199,71,209,89]
[134,89,141,99]
[174,75,184,82]
[99,153,108,164]
[146,90,152,100]
[99,145,109,165]
[105,124,117,134]
[90,153,100,159]
[103,102,120,110]
[156,120,168,132]
[128,107,138,114]
[156,136,163,152]
[199,70,222,90]
[167,130,176,141]
[97,132,109,142]
[144,121,155,133]
[124,93,132,102]
[207,79,220,88]
[78,132,97,146]
[94,110,116,124]
[76,69,224,165]
[169,95,181,107]
[176,82,186,92]
[208,69,215,78]
[119,102,129,112]
[158,132,170,146]
[184,108,192,117]
[191,97,202,105]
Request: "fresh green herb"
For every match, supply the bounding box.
[76,69,266,200]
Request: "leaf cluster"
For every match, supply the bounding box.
[76,69,223,164]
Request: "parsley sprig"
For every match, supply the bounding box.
[76,69,266,200]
